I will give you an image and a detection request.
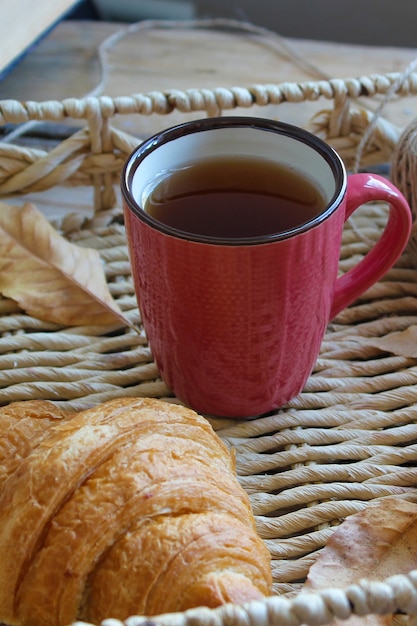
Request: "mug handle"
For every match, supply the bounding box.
[330,173,412,320]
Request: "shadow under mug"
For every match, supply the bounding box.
[122,117,412,418]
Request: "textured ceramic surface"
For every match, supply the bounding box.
[122,118,411,417]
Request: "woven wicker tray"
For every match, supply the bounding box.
[2,68,417,626]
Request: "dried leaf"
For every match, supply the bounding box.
[0,202,132,327]
[305,497,417,626]
[358,326,417,358]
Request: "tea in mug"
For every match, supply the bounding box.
[144,155,326,238]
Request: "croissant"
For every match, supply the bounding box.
[0,397,272,626]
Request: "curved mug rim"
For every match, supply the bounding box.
[121,116,347,246]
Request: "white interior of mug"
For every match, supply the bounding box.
[131,126,338,209]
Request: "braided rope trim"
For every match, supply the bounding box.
[73,570,417,626]
[0,77,408,206]
[1,72,417,124]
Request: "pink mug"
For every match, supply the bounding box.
[122,117,411,418]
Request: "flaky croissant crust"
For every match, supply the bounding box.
[0,397,272,626]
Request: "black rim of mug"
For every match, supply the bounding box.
[121,116,347,246]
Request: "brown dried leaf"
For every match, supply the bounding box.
[305,497,417,626]
[0,202,132,327]
[358,326,417,358]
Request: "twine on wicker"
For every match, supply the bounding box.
[1,71,417,220]
[1,15,417,219]
[1,17,331,146]
[1,18,417,214]
[392,114,417,265]
[352,56,417,173]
